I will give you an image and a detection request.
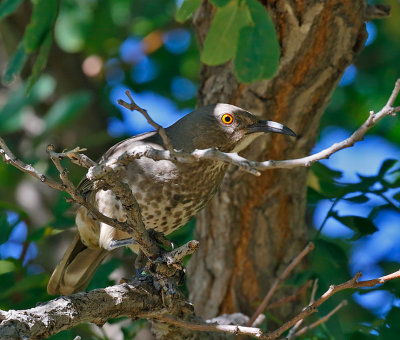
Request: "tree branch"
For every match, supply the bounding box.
[118,90,175,153]
[249,242,315,326]
[267,280,313,310]
[1,81,399,339]
[0,277,163,339]
[0,138,66,192]
[287,279,319,339]
[365,4,391,20]
[295,300,348,337]
[110,80,400,177]
[1,242,398,340]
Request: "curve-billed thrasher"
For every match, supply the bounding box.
[47,103,296,295]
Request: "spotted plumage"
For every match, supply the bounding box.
[47,103,296,295]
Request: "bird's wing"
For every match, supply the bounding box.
[99,130,159,162]
[77,130,161,195]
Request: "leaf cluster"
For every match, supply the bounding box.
[177,0,280,82]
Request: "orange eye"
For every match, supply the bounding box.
[221,113,234,125]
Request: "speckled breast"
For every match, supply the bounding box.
[123,156,227,235]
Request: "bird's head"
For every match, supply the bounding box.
[167,103,296,152]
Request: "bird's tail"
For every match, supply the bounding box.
[47,233,109,295]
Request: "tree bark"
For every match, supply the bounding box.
[188,0,367,320]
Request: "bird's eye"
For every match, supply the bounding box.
[221,113,234,125]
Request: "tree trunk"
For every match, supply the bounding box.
[188,0,367,321]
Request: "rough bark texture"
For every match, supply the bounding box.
[0,278,161,340]
[188,0,367,320]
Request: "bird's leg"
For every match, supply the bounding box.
[135,249,148,276]
[106,237,136,250]
[134,229,173,275]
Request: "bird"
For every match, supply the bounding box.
[47,103,296,295]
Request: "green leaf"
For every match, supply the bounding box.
[314,239,348,269]
[0,273,48,299]
[307,187,327,204]
[0,0,24,21]
[347,331,380,340]
[27,227,51,242]
[88,258,120,291]
[175,0,202,23]
[0,203,28,220]
[312,162,343,181]
[44,91,92,132]
[379,261,400,276]
[357,173,378,186]
[332,213,378,240]
[0,260,16,275]
[201,0,251,66]
[0,86,28,133]
[382,176,400,189]
[377,159,397,178]
[393,191,400,203]
[26,31,53,94]
[23,0,58,53]
[2,42,28,84]
[318,180,347,198]
[0,212,12,244]
[210,0,232,6]
[234,0,280,82]
[344,194,369,204]
[385,307,400,330]
[0,76,55,133]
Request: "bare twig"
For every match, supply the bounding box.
[252,79,400,172]
[87,156,160,258]
[112,80,400,177]
[249,242,315,326]
[155,315,265,338]
[50,146,97,168]
[118,90,175,153]
[1,81,399,339]
[87,145,261,179]
[283,270,400,340]
[47,144,77,193]
[295,300,348,337]
[316,270,400,303]
[310,279,319,304]
[161,240,199,266]
[0,137,65,192]
[47,144,162,259]
[365,4,391,20]
[1,140,164,260]
[268,280,313,310]
[287,279,319,339]
[1,264,399,339]
[0,139,139,237]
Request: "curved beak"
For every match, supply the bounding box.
[246,120,296,137]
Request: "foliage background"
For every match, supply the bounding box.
[0,0,399,339]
